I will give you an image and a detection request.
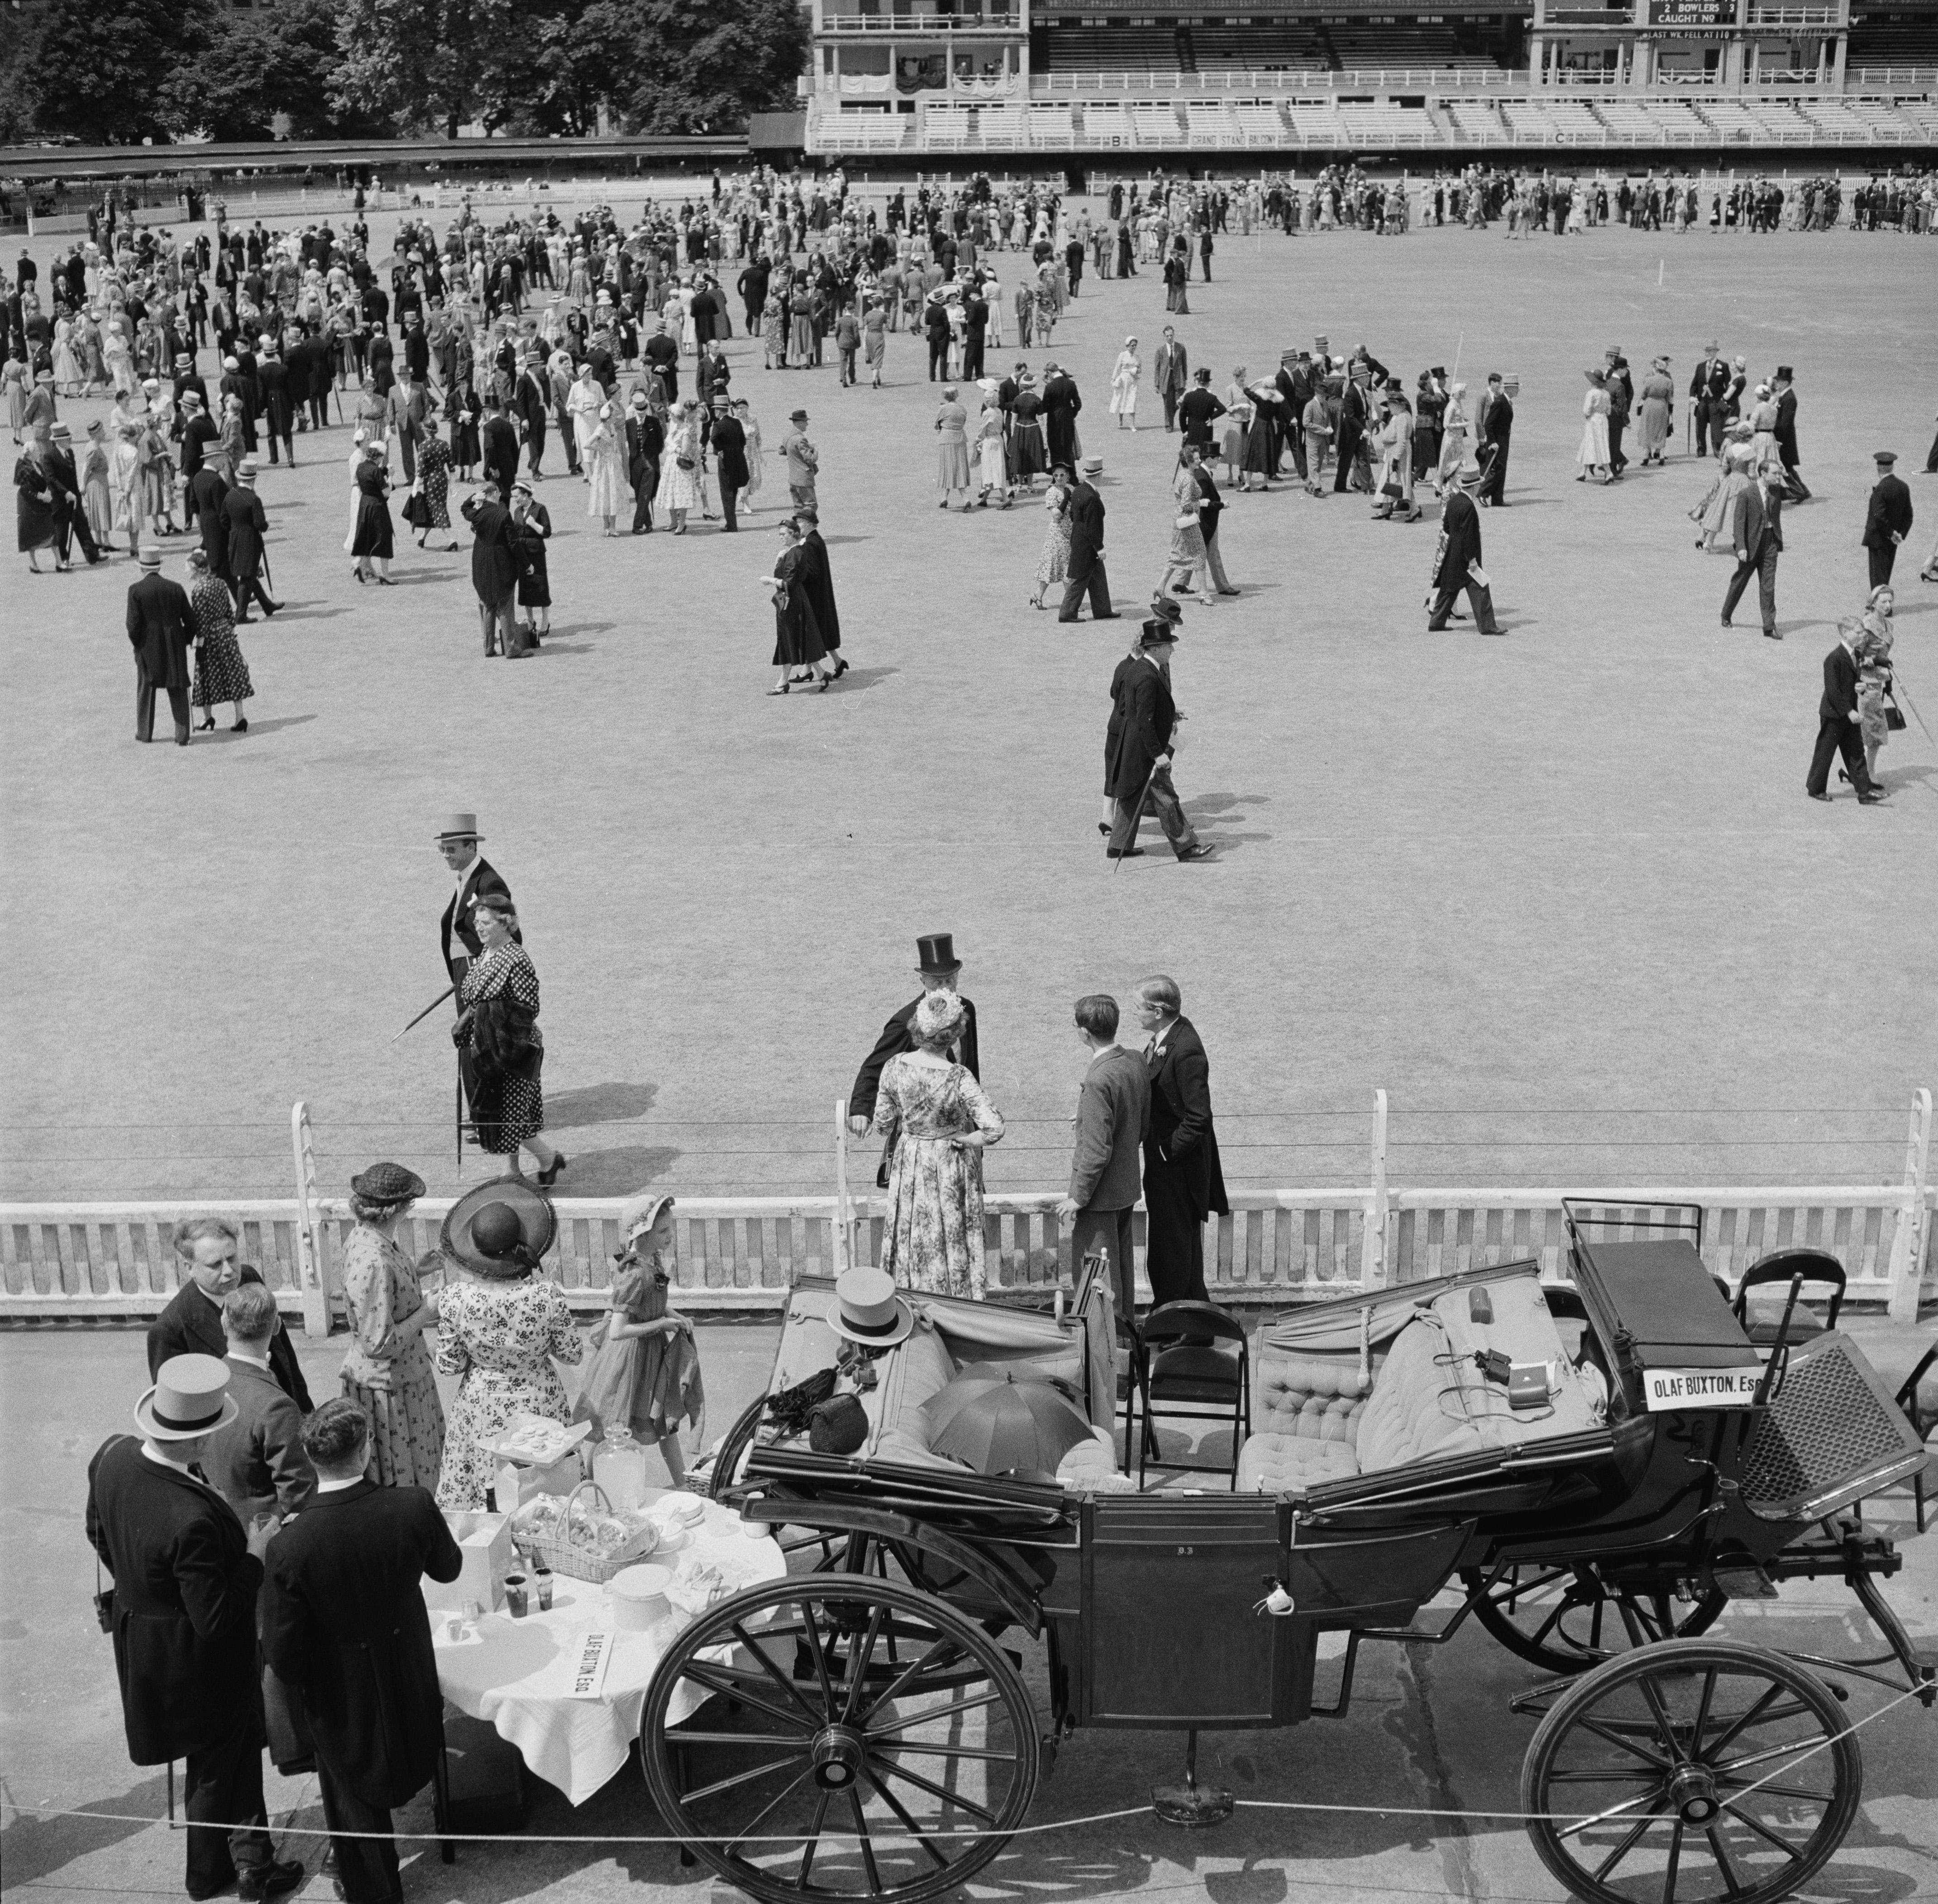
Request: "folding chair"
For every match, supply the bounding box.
[1138,1301,1251,1491]
[1732,1248,1846,1345]
[1895,1344,1938,1533]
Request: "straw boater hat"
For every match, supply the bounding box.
[827,1267,913,1348]
[136,1353,239,1441]
[442,1176,557,1280]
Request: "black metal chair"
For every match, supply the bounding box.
[1115,1312,1155,1468]
[1731,1248,1846,1345]
[1895,1344,1938,1533]
[1138,1301,1251,1492]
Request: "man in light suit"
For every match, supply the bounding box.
[203,1283,316,1525]
[1055,994,1151,1319]
[1153,327,1188,432]
[1135,976,1229,1308]
[434,813,516,988]
[1721,462,1785,639]
[262,1400,462,1904]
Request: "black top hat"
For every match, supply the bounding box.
[442,1175,557,1279]
[915,933,960,974]
[1775,366,1794,381]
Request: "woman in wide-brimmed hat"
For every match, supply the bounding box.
[338,1162,446,1489]
[431,1178,583,1509]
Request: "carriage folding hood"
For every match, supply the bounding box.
[1571,1239,1761,1406]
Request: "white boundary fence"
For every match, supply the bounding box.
[2,1090,1928,1331]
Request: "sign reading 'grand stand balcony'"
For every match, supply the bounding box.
[1644,0,1736,26]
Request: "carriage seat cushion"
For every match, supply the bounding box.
[1235,1432,1362,1493]
[1255,1351,1374,1446]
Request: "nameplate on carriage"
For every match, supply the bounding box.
[1642,1367,1759,1411]
[568,1630,615,1700]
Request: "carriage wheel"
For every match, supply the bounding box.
[1521,1639,1860,1904]
[804,1528,1023,1640]
[1465,1564,1726,1675]
[642,1574,1040,1904]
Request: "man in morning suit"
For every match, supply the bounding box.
[125,545,197,744]
[1771,367,1809,500]
[1135,976,1229,1308]
[1862,450,1913,587]
[793,506,848,678]
[463,482,523,658]
[1041,363,1083,471]
[1055,994,1151,1319]
[86,1356,305,1901]
[201,1282,317,1524]
[435,812,516,988]
[1690,341,1731,456]
[1721,461,1785,638]
[1058,466,1117,623]
[1477,373,1513,507]
[849,935,980,1149]
[1806,625,1885,805]
[148,1215,315,1410]
[1105,617,1211,861]
[1426,468,1501,633]
[262,1400,462,1904]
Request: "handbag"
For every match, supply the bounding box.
[401,489,430,529]
[1884,695,1906,732]
[1380,479,1404,500]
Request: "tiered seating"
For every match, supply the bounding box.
[1233,101,1291,145]
[977,104,1028,149]
[1284,100,1348,145]
[1696,100,1764,140]
[1740,99,1816,140]
[1441,97,1504,141]
[1130,100,1187,144]
[1846,19,1938,64]
[1038,27,1179,73]
[1839,96,1922,139]
[921,105,976,149]
[1075,102,1134,147]
[1026,103,1076,146]
[1593,98,1700,141]
[1183,99,1242,148]
[820,111,911,152]
[1335,101,1434,143]
[1327,24,1501,71]
[1191,23,1333,75]
[1896,96,1938,137]
[1498,97,1599,140]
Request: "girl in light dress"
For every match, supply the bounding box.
[974,396,1009,508]
[1577,370,1613,484]
[80,422,114,551]
[585,401,632,536]
[1109,338,1141,430]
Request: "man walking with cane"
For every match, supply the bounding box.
[1103,611,1213,863]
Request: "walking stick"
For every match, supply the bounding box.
[456,1067,464,1170]
[1113,758,1165,873]
[259,544,274,596]
[1893,675,1935,746]
[391,984,456,1043]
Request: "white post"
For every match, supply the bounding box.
[1361,1088,1390,1288]
[1885,1086,1932,1322]
[834,1097,854,1275]
[291,1101,330,1337]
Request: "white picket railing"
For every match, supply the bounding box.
[2,1091,1928,1331]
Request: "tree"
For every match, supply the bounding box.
[162,0,384,142]
[620,0,808,134]
[13,0,220,144]
[330,0,524,137]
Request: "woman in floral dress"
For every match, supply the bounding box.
[186,548,254,731]
[338,1162,446,1489]
[411,431,458,549]
[433,1199,584,1510]
[655,398,705,533]
[871,991,1004,1300]
[456,892,566,1182]
[1030,472,1072,610]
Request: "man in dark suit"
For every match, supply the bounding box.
[1134,975,1229,1308]
[1176,367,1225,454]
[962,290,988,381]
[47,422,105,565]
[1042,363,1082,470]
[1332,369,1370,495]
[1055,994,1151,1318]
[481,397,520,502]
[710,396,748,532]
[1806,625,1884,804]
[223,459,279,622]
[1689,341,1731,455]
[1771,367,1809,501]
[148,1216,315,1410]
[87,1356,305,1901]
[1721,463,1785,638]
[262,1399,462,1904]
[434,813,515,988]
[257,342,293,466]
[125,545,196,745]
[625,391,663,533]
[202,1282,317,1523]
[462,482,522,658]
[1862,449,1913,587]
[792,505,846,678]
[1426,468,1501,634]
[1104,620,1210,861]
[848,935,980,1145]
[516,351,551,478]
[1057,467,1117,624]
[1477,372,1513,507]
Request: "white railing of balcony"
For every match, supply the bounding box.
[820,10,1023,27]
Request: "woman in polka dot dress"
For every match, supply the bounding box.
[455,892,567,1184]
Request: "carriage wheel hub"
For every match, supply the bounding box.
[811,1727,867,1790]
[1668,1764,1720,1823]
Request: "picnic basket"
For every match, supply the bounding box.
[509,1479,660,1586]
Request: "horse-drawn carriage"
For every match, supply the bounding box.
[643,1201,1932,1904]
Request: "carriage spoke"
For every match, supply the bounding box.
[684,1755,809,1806]
[873,1741,1020,1764]
[799,1600,838,1712]
[795,1789,833,1890]
[1704,1824,1746,1896]
[1591,1805,1671,1882]
[681,1663,818,1735]
[840,1604,889,1724]
[861,1764,955,1869]
[1700,1683,1785,1761]
[726,1764,818,1851]
[1579,1716,1673,1770]
[848,1785,884,1894]
[1688,1669,1718,1759]
[866,1688,1006,1737]
[666,1731,814,1748]
[869,1752,999,1823]
[1542,1767,1661,1785]
[1661,1820,1683,1904]
[1707,1730,1831,1779]
[1716,1781,1831,1805]
[1718,1801,1806,1862]
[732,1621,826,1725]
[858,1635,970,1724]
[1632,1671,1682,1752]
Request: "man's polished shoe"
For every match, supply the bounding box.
[235,1858,305,1900]
[1174,843,1216,862]
[1807,791,1832,802]
[1093,611,1121,620]
[1106,847,1145,859]
[1857,792,1886,805]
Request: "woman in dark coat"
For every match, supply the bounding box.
[510,481,552,640]
[350,442,395,584]
[448,377,481,480]
[16,436,59,571]
[765,518,832,695]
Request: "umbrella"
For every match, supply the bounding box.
[926,1366,1093,1478]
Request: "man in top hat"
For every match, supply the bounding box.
[781,409,818,512]
[1604,348,1633,477]
[1134,973,1228,1308]
[1476,372,1514,507]
[1104,617,1211,862]
[223,459,279,621]
[848,936,981,1140]
[1426,466,1501,634]
[257,340,293,467]
[625,390,663,533]
[710,394,748,532]
[462,481,524,659]
[792,507,847,676]
[1862,450,1912,587]
[435,814,516,988]
[1690,341,1731,457]
[86,1355,306,1901]
[125,543,197,744]
[515,349,551,479]
[46,420,104,566]
[1771,367,1808,501]
[261,1398,461,1904]
[1041,361,1082,470]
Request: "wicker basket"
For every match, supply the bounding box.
[509,1479,660,1586]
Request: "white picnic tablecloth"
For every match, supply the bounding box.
[433,1506,788,1805]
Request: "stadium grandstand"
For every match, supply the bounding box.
[802,0,1938,157]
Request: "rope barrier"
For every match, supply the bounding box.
[5,1683,1925,1852]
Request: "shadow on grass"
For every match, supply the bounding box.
[214,714,318,738]
[548,1082,660,1127]
[556,1144,681,1195]
[269,603,350,621]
